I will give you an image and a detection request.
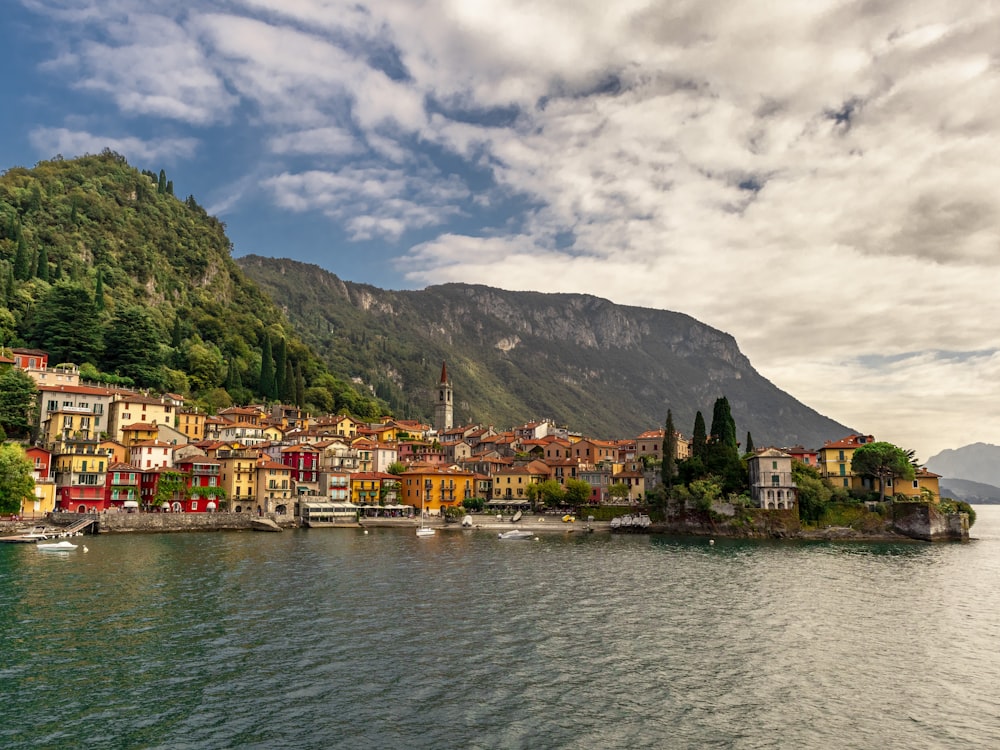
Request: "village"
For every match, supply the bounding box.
[4,348,945,525]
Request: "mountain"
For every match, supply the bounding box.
[927,443,1000,487]
[238,255,853,445]
[0,152,383,418]
[939,477,1000,505]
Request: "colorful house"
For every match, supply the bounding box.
[349,471,401,506]
[817,434,876,490]
[174,455,224,512]
[105,463,141,510]
[400,465,475,515]
[24,447,56,516]
[748,448,797,510]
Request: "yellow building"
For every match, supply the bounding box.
[401,465,474,515]
[215,446,259,512]
[255,456,292,514]
[176,409,206,442]
[108,394,175,443]
[40,407,99,448]
[120,422,160,448]
[816,434,876,490]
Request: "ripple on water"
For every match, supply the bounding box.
[2,511,1000,749]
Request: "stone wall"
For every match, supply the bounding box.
[51,511,296,534]
[892,502,968,541]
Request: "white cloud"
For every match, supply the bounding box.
[29,127,198,162]
[21,0,1000,455]
[262,167,468,240]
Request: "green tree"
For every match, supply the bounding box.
[94,267,105,311]
[662,409,677,495]
[851,441,916,504]
[274,337,287,398]
[565,477,592,506]
[13,231,30,280]
[31,280,102,364]
[186,340,226,392]
[692,411,707,461]
[608,482,631,503]
[158,169,167,194]
[35,245,49,282]
[103,305,165,387]
[0,443,35,514]
[745,431,755,454]
[386,461,407,475]
[0,367,38,439]
[527,479,565,509]
[792,460,832,523]
[259,333,276,399]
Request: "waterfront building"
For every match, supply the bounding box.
[748,448,797,509]
[215,446,259,512]
[174,455,224,512]
[105,462,140,511]
[25,446,56,515]
[400,464,474,515]
[254,456,293,514]
[279,444,320,496]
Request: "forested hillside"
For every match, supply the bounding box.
[0,152,383,418]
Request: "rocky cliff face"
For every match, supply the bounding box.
[238,255,853,447]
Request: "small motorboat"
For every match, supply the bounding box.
[498,529,534,540]
[36,541,79,551]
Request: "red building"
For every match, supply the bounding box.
[279,444,320,494]
[173,455,223,512]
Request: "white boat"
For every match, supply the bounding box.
[36,541,78,551]
[498,529,534,540]
[416,494,435,537]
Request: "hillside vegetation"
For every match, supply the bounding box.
[239,255,852,446]
[0,152,383,418]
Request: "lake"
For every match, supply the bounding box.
[2,507,999,749]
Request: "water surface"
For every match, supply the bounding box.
[2,508,999,749]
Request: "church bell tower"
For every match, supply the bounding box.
[434,361,453,433]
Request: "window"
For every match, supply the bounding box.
[913,480,919,489]
[838,450,845,461]
[771,474,780,485]
[191,501,198,511]
[772,461,778,470]
[839,464,846,476]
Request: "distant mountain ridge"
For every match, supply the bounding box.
[927,443,1000,504]
[238,255,853,445]
[927,443,1000,486]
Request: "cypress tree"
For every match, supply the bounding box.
[662,409,677,494]
[13,233,30,280]
[94,267,105,310]
[273,337,287,398]
[166,180,174,196]
[709,396,738,450]
[692,411,707,461]
[745,432,755,454]
[259,334,276,400]
[171,316,183,348]
[158,169,167,194]
[35,246,49,282]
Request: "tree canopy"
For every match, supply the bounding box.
[851,441,916,503]
[0,443,35,514]
[0,367,37,438]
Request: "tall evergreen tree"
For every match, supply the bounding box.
[709,396,738,450]
[662,409,677,495]
[158,169,167,194]
[745,432,755,454]
[103,305,164,387]
[31,280,102,364]
[259,334,276,400]
[166,180,174,196]
[13,233,30,280]
[273,337,287,398]
[94,267,105,310]
[692,411,707,461]
[35,245,49,282]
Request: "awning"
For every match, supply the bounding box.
[123,500,139,508]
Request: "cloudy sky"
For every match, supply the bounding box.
[3,0,998,462]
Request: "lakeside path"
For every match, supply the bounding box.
[360,514,611,534]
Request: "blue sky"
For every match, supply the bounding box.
[3,0,999,462]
